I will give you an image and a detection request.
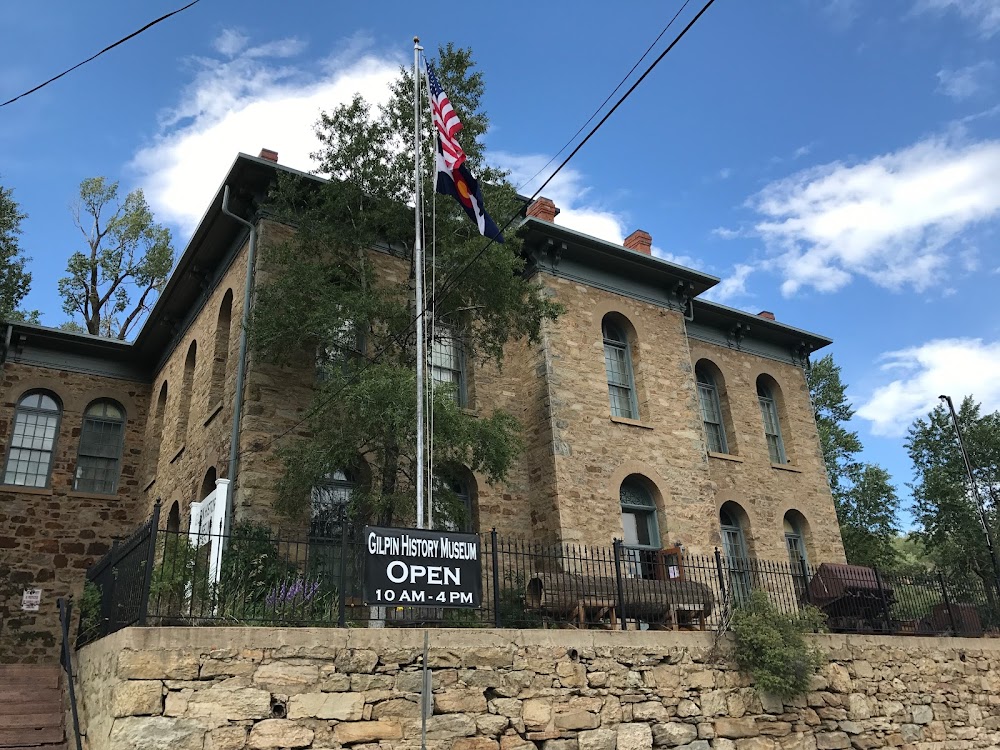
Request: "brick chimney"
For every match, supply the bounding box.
[527,197,559,222]
[758,310,775,321]
[258,148,278,163]
[623,229,652,255]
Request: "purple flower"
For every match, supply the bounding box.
[265,576,322,609]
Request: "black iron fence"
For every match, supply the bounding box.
[77,507,1000,646]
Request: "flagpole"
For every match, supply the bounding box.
[413,36,426,531]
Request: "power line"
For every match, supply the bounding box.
[1,0,201,109]
[240,0,717,459]
[515,0,693,193]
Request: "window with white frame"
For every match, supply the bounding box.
[603,318,637,419]
[620,477,660,579]
[3,391,61,488]
[73,399,126,494]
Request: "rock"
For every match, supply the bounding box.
[837,722,861,735]
[726,693,747,718]
[287,691,365,720]
[118,650,199,680]
[846,694,870,721]
[679,743,710,750]
[589,671,609,687]
[108,717,205,750]
[186,687,272,722]
[501,736,539,750]
[778,733,817,750]
[825,665,852,694]
[712,741,737,750]
[164,690,190,717]
[252,662,319,692]
[814,732,849,750]
[455,739,501,750]
[617,723,653,750]
[248,719,314,749]
[852,661,873,679]
[700,691,727,717]
[677,699,700,718]
[320,672,352,692]
[652,722,698,747]
[543,741,578,750]
[554,709,600,730]
[206,725,249,750]
[900,724,923,743]
[632,701,669,723]
[579,728,618,750]
[523,698,553,729]
[492,698,523,718]
[556,662,587,688]
[477,713,510,736]
[734,739,775,750]
[423,713,478,739]
[373,698,422,719]
[111,680,163,717]
[201,659,257,679]
[759,693,783,715]
[715,719,757,739]
[336,648,379,673]
[335,720,404,744]
[437,688,488,714]
[911,704,933,724]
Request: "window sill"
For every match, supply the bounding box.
[771,462,801,473]
[170,446,185,464]
[0,484,54,496]
[708,451,743,463]
[204,401,224,427]
[609,416,653,430]
[143,477,156,492]
[460,407,478,418]
[68,490,119,501]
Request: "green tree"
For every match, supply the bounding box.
[0,180,37,322]
[906,397,1000,590]
[58,177,174,339]
[808,354,900,567]
[250,44,560,528]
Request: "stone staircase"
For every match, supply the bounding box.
[0,665,66,750]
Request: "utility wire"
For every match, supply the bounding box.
[515,0,693,193]
[240,0,717,459]
[1,0,201,108]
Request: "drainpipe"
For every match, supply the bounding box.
[220,185,257,539]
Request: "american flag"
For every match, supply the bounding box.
[427,64,465,171]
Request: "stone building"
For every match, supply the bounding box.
[0,150,843,663]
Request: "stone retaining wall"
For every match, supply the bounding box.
[74,627,1000,750]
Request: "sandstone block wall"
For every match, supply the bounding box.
[0,362,149,662]
[75,627,1000,750]
[686,342,845,564]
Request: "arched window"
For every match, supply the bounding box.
[175,341,197,445]
[719,503,748,560]
[210,291,233,405]
[696,362,727,454]
[603,317,638,419]
[434,471,475,532]
[720,501,752,602]
[783,512,808,568]
[757,376,786,463]
[3,391,61,488]
[166,501,181,534]
[430,325,465,406]
[310,469,355,539]
[73,399,126,494]
[620,476,660,579]
[150,381,167,472]
[199,467,217,500]
[317,319,366,382]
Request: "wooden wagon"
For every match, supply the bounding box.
[524,560,715,630]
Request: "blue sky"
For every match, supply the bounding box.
[3,0,1000,524]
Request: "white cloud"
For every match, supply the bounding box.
[751,136,1000,296]
[212,29,248,57]
[702,263,755,303]
[718,167,733,180]
[857,338,1000,436]
[915,0,1000,36]
[130,34,400,235]
[711,226,743,240]
[936,61,996,99]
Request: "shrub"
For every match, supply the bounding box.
[731,590,826,698]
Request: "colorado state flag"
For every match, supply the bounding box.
[434,138,504,242]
